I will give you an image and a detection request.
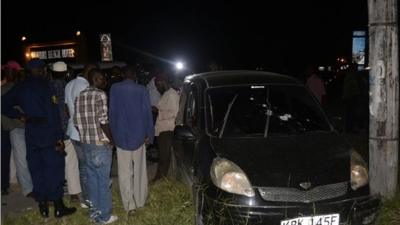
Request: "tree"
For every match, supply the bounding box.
[368,0,399,198]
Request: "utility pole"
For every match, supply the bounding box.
[368,0,399,198]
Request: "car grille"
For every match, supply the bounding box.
[258,182,348,203]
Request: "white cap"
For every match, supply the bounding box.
[52,61,67,72]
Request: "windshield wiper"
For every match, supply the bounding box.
[263,89,272,138]
[219,94,238,138]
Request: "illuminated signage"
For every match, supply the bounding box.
[352,31,366,69]
[29,48,75,60]
[100,33,113,62]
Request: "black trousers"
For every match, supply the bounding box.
[27,144,65,202]
[1,129,11,191]
[156,131,173,178]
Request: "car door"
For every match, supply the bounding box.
[181,83,200,168]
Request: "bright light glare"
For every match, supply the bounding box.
[76,31,81,36]
[21,36,27,41]
[176,62,184,70]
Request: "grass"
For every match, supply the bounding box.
[2,178,194,225]
[375,191,400,225]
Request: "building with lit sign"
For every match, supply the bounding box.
[23,39,87,64]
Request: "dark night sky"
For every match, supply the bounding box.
[2,0,368,74]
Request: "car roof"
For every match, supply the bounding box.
[184,70,301,87]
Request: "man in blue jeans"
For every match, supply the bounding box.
[65,63,97,207]
[74,69,117,224]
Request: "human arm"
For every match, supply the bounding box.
[1,84,25,120]
[144,90,155,144]
[97,92,114,145]
[64,103,70,119]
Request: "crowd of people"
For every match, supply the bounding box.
[1,57,369,223]
[1,58,182,224]
[304,63,369,133]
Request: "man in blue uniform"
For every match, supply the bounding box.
[1,58,76,218]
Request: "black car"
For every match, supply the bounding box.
[173,71,380,225]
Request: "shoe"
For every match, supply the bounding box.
[128,209,135,216]
[39,201,49,218]
[80,202,89,209]
[70,194,80,203]
[103,215,118,224]
[54,198,77,218]
[26,192,34,198]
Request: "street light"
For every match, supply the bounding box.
[175,61,184,70]
[21,36,27,41]
[76,30,81,36]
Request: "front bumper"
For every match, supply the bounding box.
[199,193,380,225]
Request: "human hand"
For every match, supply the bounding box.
[55,140,65,154]
[144,137,150,145]
[19,115,28,124]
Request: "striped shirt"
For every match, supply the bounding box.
[74,86,109,145]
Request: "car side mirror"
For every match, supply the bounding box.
[174,125,195,141]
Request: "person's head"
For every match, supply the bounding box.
[111,66,122,76]
[82,63,98,79]
[26,58,47,78]
[170,77,183,91]
[2,60,22,82]
[51,61,68,80]
[66,66,76,81]
[155,73,169,94]
[1,68,6,85]
[208,61,219,71]
[305,65,317,77]
[88,68,107,90]
[4,60,22,71]
[122,65,136,80]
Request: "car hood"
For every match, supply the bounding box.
[210,132,351,188]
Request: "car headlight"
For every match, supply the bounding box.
[210,157,255,197]
[351,150,369,190]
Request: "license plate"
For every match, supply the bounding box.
[280,213,340,225]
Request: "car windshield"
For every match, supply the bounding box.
[206,85,331,137]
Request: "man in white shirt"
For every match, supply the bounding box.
[146,76,161,111]
[153,78,181,180]
[64,63,97,207]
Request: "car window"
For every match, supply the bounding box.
[185,86,198,128]
[206,84,331,137]
[175,87,187,125]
